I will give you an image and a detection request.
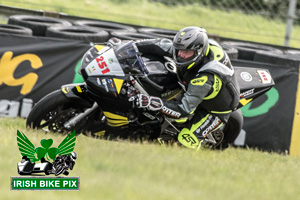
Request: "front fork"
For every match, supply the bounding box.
[63,102,99,129]
[60,83,99,129]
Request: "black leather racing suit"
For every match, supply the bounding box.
[136,38,240,148]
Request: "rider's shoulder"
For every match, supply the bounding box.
[208,39,227,62]
[208,39,221,47]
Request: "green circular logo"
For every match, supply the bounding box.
[241,88,279,117]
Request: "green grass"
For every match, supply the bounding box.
[1,1,300,198]
[1,0,300,48]
[1,117,300,200]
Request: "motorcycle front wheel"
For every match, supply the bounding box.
[26,90,105,135]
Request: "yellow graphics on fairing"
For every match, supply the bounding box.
[76,86,82,93]
[62,86,70,94]
[113,78,124,94]
[94,45,105,52]
[103,111,129,127]
[239,98,253,106]
[93,130,106,137]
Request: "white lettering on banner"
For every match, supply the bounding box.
[0,98,33,118]
[14,180,37,188]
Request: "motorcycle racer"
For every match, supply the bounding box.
[135,26,240,149]
[52,152,77,176]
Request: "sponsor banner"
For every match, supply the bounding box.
[232,60,298,152]
[0,33,90,117]
[0,34,298,153]
[11,177,79,190]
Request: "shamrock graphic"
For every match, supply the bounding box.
[17,130,76,162]
[35,139,58,161]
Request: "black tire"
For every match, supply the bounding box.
[221,109,244,148]
[254,50,300,68]
[220,41,282,61]
[8,15,72,36]
[54,165,66,176]
[73,20,136,35]
[18,171,32,175]
[285,49,300,56]
[137,28,177,40]
[44,164,51,175]
[63,170,69,176]
[110,31,157,40]
[220,43,238,60]
[45,26,110,43]
[0,24,32,35]
[26,90,102,135]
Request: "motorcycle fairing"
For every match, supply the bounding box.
[61,83,87,99]
[234,67,275,108]
[84,48,125,77]
[81,41,147,78]
[85,76,126,97]
[103,111,129,127]
[235,67,274,89]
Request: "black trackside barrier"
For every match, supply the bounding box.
[231,59,298,152]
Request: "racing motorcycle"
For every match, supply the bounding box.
[26,40,275,148]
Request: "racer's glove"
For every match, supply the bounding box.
[136,94,163,111]
[136,94,150,108]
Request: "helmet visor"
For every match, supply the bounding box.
[174,48,198,67]
[177,49,196,60]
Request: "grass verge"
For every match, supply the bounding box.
[1,117,300,200]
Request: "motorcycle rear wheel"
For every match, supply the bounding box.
[26,90,105,135]
[220,109,244,149]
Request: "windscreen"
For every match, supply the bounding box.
[79,41,148,77]
[114,41,149,75]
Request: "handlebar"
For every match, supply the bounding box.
[134,49,164,91]
[140,75,164,91]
